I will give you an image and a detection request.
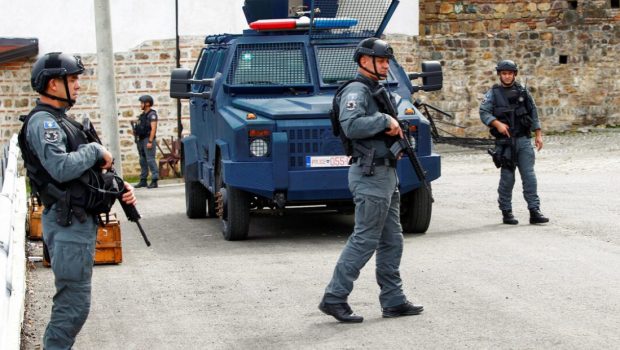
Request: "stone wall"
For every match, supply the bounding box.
[0,36,205,177]
[1,1,619,174]
[415,0,620,137]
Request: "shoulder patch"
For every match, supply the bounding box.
[345,100,357,111]
[481,91,492,104]
[150,114,157,121]
[44,130,61,143]
[43,120,59,129]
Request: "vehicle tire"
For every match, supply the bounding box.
[220,186,250,241]
[185,179,208,218]
[400,185,432,234]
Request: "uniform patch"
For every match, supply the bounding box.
[43,120,59,129]
[344,93,359,111]
[150,114,157,121]
[481,92,491,104]
[44,130,60,143]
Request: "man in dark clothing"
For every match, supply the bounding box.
[318,38,423,323]
[20,52,137,349]
[480,59,549,225]
[134,95,159,188]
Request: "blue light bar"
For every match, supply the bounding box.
[313,18,359,29]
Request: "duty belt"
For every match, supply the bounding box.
[351,157,397,168]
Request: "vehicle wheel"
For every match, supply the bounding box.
[218,186,250,241]
[185,179,208,218]
[214,159,250,240]
[400,185,432,234]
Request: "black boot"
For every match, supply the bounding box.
[502,210,518,225]
[318,301,363,323]
[135,179,148,188]
[529,208,549,224]
[147,180,158,189]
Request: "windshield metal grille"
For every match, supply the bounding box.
[227,43,310,86]
[309,0,395,39]
[316,46,357,84]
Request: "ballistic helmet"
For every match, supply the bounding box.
[138,95,153,106]
[354,38,394,64]
[139,95,154,106]
[495,60,518,73]
[31,52,85,93]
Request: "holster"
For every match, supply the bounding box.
[353,143,376,176]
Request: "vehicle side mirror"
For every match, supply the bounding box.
[170,68,192,99]
[170,68,215,99]
[407,61,443,93]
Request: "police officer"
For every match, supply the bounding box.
[134,95,159,188]
[318,38,423,323]
[480,59,549,225]
[19,52,136,349]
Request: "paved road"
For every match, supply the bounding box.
[22,131,620,349]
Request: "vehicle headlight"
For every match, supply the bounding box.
[249,138,269,157]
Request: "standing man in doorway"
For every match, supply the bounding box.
[134,95,159,188]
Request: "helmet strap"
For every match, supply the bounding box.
[41,76,75,107]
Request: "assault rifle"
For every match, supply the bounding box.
[83,118,151,246]
[495,107,517,171]
[372,86,434,202]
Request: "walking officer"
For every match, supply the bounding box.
[480,59,549,225]
[134,94,159,188]
[318,38,423,323]
[18,52,137,349]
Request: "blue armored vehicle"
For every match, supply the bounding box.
[170,0,443,240]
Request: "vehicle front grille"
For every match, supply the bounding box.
[280,126,344,169]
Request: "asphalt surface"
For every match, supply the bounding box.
[21,130,620,349]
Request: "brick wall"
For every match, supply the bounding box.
[1,1,619,175]
[0,36,205,177]
[415,0,620,136]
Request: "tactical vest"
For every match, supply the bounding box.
[490,83,533,138]
[18,103,119,221]
[330,78,396,157]
[135,110,156,139]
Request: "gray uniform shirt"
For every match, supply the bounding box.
[479,83,541,131]
[26,107,105,183]
[338,74,393,158]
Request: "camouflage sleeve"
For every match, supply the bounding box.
[479,89,496,126]
[27,112,105,183]
[526,89,541,130]
[338,83,390,140]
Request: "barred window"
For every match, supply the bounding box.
[227,43,310,86]
[316,46,358,84]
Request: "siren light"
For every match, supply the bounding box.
[249,16,358,31]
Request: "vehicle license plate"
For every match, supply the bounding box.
[306,155,350,168]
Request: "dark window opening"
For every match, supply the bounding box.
[611,0,619,9]
[559,55,568,64]
[568,1,578,9]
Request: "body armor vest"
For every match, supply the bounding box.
[18,103,119,221]
[490,83,533,138]
[330,78,397,157]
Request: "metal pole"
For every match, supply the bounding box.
[175,0,183,140]
[93,0,122,176]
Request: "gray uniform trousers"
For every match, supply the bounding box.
[138,137,159,181]
[498,136,540,211]
[323,164,407,308]
[42,207,97,350]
